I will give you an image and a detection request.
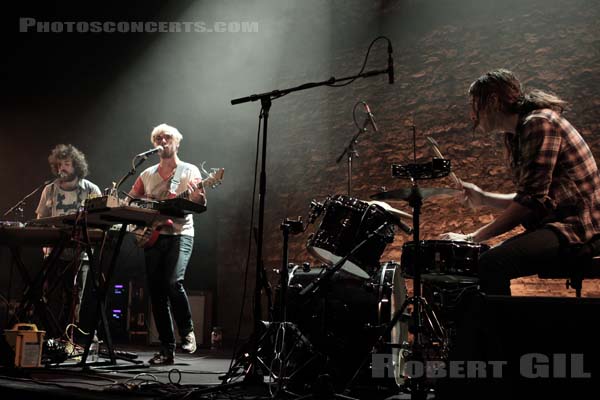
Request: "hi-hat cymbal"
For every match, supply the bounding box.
[367,200,412,219]
[370,187,460,201]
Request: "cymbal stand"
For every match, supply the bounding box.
[402,183,451,399]
[343,182,447,400]
[344,155,453,398]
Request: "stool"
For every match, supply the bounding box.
[538,238,600,297]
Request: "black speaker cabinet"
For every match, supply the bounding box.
[438,294,600,399]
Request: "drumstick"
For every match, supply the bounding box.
[426,136,474,209]
[426,136,460,187]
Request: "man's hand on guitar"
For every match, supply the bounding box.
[188,181,207,205]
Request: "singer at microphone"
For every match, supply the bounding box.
[136,145,164,158]
[127,124,207,362]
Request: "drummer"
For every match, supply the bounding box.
[441,69,600,295]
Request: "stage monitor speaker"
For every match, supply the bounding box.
[440,294,600,399]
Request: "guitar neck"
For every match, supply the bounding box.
[176,176,218,200]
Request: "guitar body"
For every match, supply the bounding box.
[134,219,174,248]
[132,167,225,249]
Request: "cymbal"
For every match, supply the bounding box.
[367,200,412,219]
[370,187,460,201]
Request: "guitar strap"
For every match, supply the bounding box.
[168,163,186,196]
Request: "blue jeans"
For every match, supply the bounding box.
[145,235,194,353]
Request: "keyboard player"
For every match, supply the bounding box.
[35,144,101,335]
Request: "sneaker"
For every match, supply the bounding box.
[148,352,174,365]
[181,331,197,354]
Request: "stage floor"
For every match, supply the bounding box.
[1,341,594,400]
[0,345,411,400]
[0,346,242,399]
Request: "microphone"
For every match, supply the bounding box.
[136,145,163,158]
[363,103,379,133]
[395,219,413,235]
[372,203,413,235]
[383,211,413,235]
[387,42,394,84]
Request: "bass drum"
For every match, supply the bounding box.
[284,262,405,391]
[286,266,375,362]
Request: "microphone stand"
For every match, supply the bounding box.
[114,153,154,194]
[229,61,392,386]
[2,179,53,221]
[336,116,370,197]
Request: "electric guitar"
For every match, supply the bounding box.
[133,168,224,248]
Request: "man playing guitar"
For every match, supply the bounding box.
[128,123,206,365]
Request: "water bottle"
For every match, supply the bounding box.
[211,327,223,350]
[89,336,99,362]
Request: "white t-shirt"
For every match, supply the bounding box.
[36,179,102,217]
[132,162,202,236]
[35,178,102,260]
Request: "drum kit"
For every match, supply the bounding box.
[271,155,488,398]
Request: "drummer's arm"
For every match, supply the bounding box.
[461,181,516,209]
[480,192,516,209]
[469,201,531,242]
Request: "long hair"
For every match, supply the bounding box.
[48,144,89,179]
[468,69,567,166]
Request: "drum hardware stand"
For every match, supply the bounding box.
[393,163,451,399]
[336,101,375,197]
[268,217,320,398]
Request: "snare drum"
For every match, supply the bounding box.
[401,240,490,277]
[307,195,395,279]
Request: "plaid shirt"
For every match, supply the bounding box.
[509,109,600,244]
